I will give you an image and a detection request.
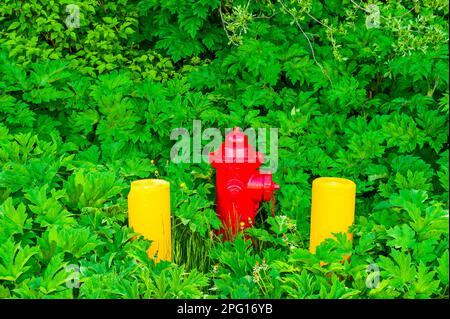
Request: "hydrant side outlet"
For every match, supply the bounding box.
[209,127,279,240]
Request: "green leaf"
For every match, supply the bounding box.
[379,250,416,290]
[39,253,69,295]
[383,114,426,152]
[0,238,38,282]
[319,275,360,299]
[413,239,438,263]
[24,185,75,228]
[436,250,449,287]
[0,284,11,298]
[0,198,31,239]
[386,224,416,251]
[37,226,102,260]
[408,262,440,298]
[63,169,126,210]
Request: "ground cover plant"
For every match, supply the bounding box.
[0,0,448,299]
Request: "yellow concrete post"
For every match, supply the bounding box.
[309,177,356,254]
[128,179,172,262]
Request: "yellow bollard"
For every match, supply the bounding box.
[128,179,172,262]
[309,177,356,255]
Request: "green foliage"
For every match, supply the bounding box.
[0,238,38,282]
[0,0,175,79]
[0,0,448,299]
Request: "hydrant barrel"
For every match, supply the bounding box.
[209,128,279,239]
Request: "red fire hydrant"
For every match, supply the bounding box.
[209,128,279,240]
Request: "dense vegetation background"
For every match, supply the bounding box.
[0,0,448,298]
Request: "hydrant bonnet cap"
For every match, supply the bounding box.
[209,127,263,165]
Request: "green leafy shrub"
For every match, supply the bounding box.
[0,0,448,299]
[0,0,175,78]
